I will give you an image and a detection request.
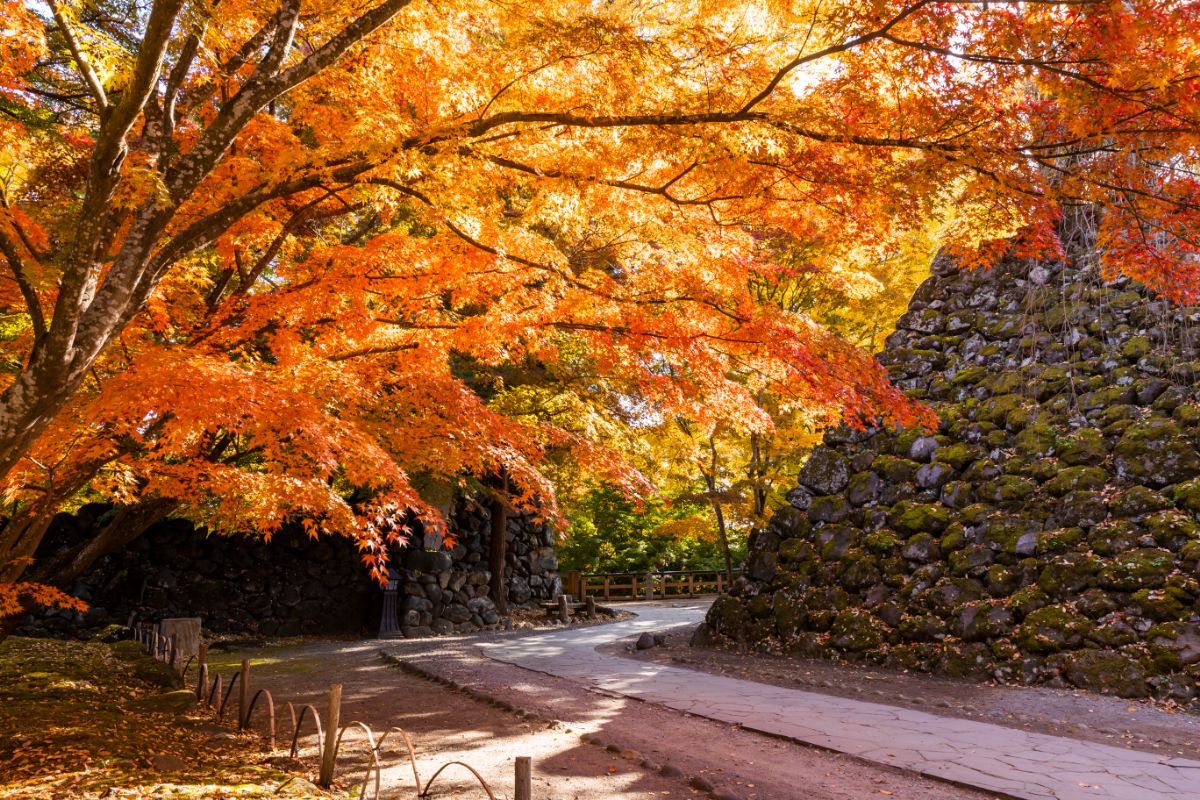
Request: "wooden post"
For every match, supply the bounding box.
[569,571,580,600]
[197,643,208,700]
[515,756,532,800]
[644,573,653,601]
[585,596,596,618]
[603,577,610,601]
[558,594,569,622]
[688,574,695,596]
[319,684,343,788]
[238,659,251,730]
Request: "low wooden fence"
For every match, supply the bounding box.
[563,569,739,602]
[132,621,531,800]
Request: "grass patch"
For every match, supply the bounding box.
[0,638,327,799]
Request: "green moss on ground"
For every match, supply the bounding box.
[0,639,320,799]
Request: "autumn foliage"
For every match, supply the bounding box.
[0,0,1198,618]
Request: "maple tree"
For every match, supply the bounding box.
[1,0,1198,630]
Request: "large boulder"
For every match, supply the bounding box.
[797,447,851,495]
[1064,650,1149,698]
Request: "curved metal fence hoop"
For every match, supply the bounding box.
[419,761,498,800]
[216,670,241,722]
[180,654,196,678]
[243,689,276,747]
[374,726,421,795]
[332,721,381,800]
[288,704,323,758]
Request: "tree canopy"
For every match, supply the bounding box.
[1,0,1198,618]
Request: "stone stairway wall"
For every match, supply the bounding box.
[694,246,1200,700]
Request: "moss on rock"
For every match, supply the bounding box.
[1064,650,1148,698]
[1015,425,1057,458]
[1098,550,1176,591]
[1016,604,1092,654]
[1043,466,1107,496]
[889,502,949,536]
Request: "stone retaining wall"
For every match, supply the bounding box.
[695,244,1200,700]
[17,501,560,640]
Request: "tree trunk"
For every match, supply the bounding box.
[699,434,736,586]
[749,429,766,520]
[0,511,58,585]
[489,497,509,616]
[0,498,178,643]
[711,500,734,587]
[750,389,767,520]
[24,499,178,589]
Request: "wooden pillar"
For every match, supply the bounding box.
[515,756,532,800]
[319,684,342,788]
[603,577,610,601]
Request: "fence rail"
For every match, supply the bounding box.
[563,569,739,601]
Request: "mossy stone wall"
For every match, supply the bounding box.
[695,248,1200,701]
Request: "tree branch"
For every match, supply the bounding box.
[0,232,47,348]
[46,0,108,109]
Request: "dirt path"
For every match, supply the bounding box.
[207,624,989,800]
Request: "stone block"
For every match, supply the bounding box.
[158,618,201,658]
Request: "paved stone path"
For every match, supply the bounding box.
[482,601,1200,800]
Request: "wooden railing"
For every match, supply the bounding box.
[562,569,740,602]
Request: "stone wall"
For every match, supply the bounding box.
[694,245,1200,700]
[16,500,560,641]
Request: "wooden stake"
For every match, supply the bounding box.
[318,684,342,788]
[515,756,532,800]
